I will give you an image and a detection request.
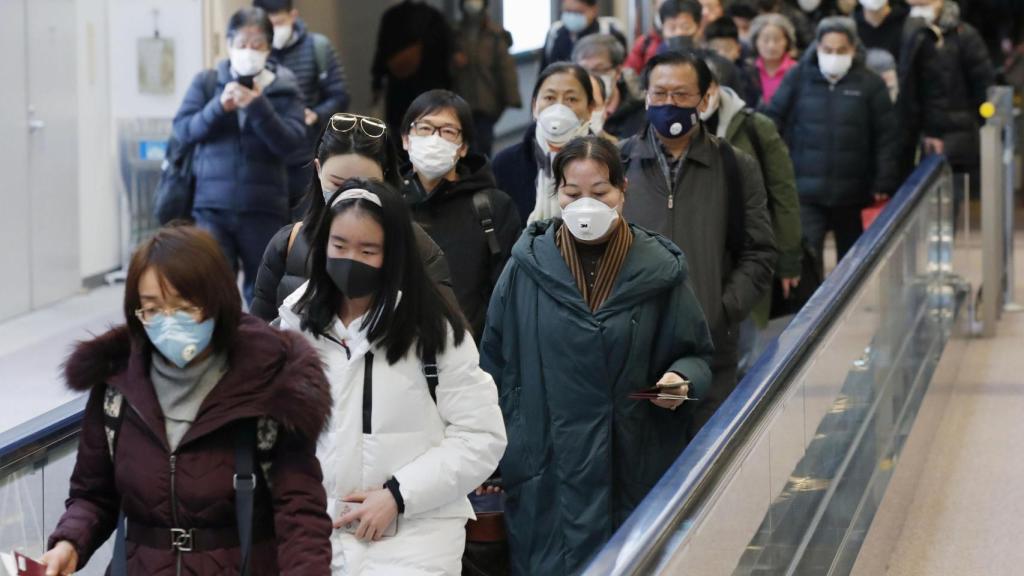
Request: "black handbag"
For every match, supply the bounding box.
[154,70,218,225]
[153,134,198,225]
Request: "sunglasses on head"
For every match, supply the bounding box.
[328,113,388,139]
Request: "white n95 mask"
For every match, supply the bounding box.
[536,104,587,147]
[562,197,619,242]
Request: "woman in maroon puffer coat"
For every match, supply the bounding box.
[42,226,333,575]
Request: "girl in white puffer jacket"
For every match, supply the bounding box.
[278,179,507,575]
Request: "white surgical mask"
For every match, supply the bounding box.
[230,48,268,77]
[798,0,822,12]
[699,91,720,122]
[562,197,620,242]
[818,52,853,80]
[272,25,293,50]
[408,134,461,181]
[590,109,606,135]
[909,5,937,23]
[859,0,888,11]
[536,103,588,147]
[464,0,485,15]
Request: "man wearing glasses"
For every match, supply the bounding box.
[618,50,775,437]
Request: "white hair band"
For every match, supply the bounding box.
[330,188,383,208]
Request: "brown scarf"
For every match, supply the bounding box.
[556,216,634,311]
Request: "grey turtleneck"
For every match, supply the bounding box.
[150,352,229,452]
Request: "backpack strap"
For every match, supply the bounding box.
[234,420,258,576]
[203,69,219,100]
[104,386,128,576]
[286,222,303,257]
[312,34,331,81]
[471,191,502,284]
[422,350,440,403]
[719,141,745,255]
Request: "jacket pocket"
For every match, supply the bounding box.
[497,386,534,488]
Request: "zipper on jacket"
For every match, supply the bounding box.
[170,454,182,576]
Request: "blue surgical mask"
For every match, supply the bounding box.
[144,311,215,368]
[647,104,699,138]
[563,11,589,33]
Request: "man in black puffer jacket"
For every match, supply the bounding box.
[765,17,900,276]
[400,91,522,341]
[916,0,995,179]
[257,0,351,219]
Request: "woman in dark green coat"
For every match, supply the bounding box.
[480,136,714,575]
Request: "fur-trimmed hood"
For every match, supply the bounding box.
[63,315,332,440]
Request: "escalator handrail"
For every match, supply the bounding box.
[0,395,86,472]
[583,156,949,575]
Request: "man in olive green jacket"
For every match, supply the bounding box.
[704,80,802,335]
[453,0,522,155]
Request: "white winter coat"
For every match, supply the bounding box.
[278,284,507,575]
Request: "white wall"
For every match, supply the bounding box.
[108,0,205,119]
[74,0,205,279]
[76,0,116,278]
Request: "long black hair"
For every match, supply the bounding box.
[295,178,467,363]
[302,115,402,244]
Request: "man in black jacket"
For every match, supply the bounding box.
[619,51,776,434]
[372,0,456,135]
[765,17,900,277]
[910,0,995,182]
[400,90,522,340]
[257,0,351,219]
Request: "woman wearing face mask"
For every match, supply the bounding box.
[278,179,506,575]
[400,90,522,341]
[492,62,596,225]
[172,7,306,305]
[481,136,714,575]
[250,112,456,322]
[41,226,333,575]
[765,17,900,275]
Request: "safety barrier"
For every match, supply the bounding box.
[585,156,968,575]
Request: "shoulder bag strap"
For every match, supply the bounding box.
[422,350,440,403]
[471,191,502,283]
[719,141,745,255]
[234,419,258,576]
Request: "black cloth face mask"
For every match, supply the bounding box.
[326,258,383,299]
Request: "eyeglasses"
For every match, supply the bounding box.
[135,305,204,326]
[409,121,463,144]
[647,90,701,107]
[329,113,388,139]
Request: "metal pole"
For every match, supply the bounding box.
[981,122,1005,337]
[1004,110,1022,311]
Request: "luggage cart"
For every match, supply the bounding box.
[105,119,172,284]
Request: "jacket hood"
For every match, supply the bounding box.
[64,315,331,439]
[403,152,500,204]
[511,220,689,318]
[715,85,747,139]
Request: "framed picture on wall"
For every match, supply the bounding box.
[138,37,175,95]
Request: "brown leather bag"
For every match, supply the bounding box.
[387,43,424,80]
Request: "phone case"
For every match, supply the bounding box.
[337,502,398,537]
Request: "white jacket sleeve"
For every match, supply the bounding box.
[392,331,508,517]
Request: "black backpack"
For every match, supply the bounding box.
[154,70,219,225]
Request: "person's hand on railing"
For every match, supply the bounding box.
[40,540,77,576]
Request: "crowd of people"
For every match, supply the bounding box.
[38,0,1022,574]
